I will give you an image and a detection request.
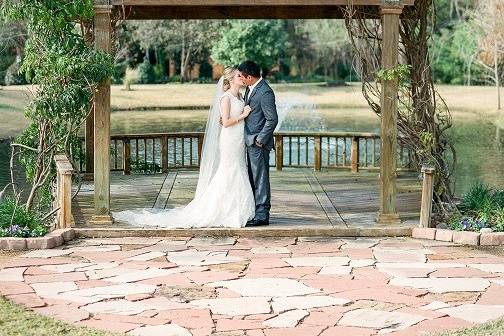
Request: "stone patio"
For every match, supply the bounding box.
[1,237,504,335]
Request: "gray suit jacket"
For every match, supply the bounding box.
[244,79,278,151]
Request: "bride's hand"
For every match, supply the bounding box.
[243,105,252,117]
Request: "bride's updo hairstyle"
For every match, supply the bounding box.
[222,67,237,91]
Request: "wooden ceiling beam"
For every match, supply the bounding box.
[110,0,415,6]
[117,5,378,19]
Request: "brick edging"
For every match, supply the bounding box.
[412,227,504,246]
[0,229,75,250]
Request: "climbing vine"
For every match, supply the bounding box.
[344,0,456,217]
[1,1,113,222]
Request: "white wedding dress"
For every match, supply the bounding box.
[113,86,255,228]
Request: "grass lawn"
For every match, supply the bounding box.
[0,296,119,336]
[433,318,504,336]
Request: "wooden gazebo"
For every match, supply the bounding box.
[88,0,415,226]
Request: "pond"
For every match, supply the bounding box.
[1,106,503,197]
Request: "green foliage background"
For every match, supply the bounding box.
[0,0,113,230]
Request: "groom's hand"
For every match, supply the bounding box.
[255,139,264,148]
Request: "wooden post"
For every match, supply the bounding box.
[197,134,204,163]
[377,2,403,225]
[419,165,435,228]
[123,139,131,175]
[351,136,359,173]
[275,134,283,171]
[84,21,94,179]
[161,135,168,173]
[54,155,74,228]
[91,3,113,225]
[85,114,94,176]
[314,136,321,171]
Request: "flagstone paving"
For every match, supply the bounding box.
[1,237,504,335]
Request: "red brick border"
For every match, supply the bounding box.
[412,227,504,246]
[0,228,75,250]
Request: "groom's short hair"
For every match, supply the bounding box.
[238,61,261,78]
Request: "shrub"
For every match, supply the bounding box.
[137,58,155,84]
[130,159,161,175]
[450,183,504,232]
[0,197,48,237]
[459,183,494,212]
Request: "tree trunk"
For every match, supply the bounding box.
[180,22,186,83]
[495,39,501,110]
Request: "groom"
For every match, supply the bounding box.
[238,60,278,227]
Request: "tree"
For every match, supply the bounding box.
[295,20,351,79]
[211,20,289,75]
[128,20,221,82]
[0,19,27,85]
[432,22,480,85]
[473,0,504,110]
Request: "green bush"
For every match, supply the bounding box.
[137,58,156,84]
[130,159,161,175]
[0,197,48,237]
[449,183,504,232]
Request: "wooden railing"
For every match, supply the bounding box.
[79,131,414,174]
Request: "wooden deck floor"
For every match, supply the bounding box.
[73,169,422,229]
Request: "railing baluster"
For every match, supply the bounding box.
[289,137,292,166]
[197,134,204,164]
[275,134,283,171]
[135,139,139,163]
[343,137,347,167]
[351,136,359,173]
[305,136,309,165]
[297,136,301,166]
[123,139,131,175]
[372,138,377,167]
[161,136,168,173]
[364,138,368,167]
[143,138,147,172]
[314,136,321,171]
[326,137,330,167]
[152,139,156,171]
[181,137,185,166]
[173,137,177,167]
[189,137,193,166]
[335,137,339,167]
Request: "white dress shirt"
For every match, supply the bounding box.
[246,77,263,102]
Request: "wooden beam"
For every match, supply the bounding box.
[91,5,114,226]
[120,5,359,19]
[377,3,402,225]
[111,0,415,6]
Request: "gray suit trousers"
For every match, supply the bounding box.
[246,144,271,221]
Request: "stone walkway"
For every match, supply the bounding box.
[1,237,504,335]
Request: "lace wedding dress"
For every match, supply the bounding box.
[113,81,255,228]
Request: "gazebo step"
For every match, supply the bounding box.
[74,225,414,238]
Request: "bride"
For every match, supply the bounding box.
[113,68,255,228]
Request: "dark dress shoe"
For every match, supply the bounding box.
[246,219,256,226]
[246,219,269,227]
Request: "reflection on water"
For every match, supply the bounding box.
[1,108,503,196]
